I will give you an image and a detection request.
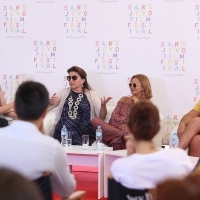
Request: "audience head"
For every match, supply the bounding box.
[67,66,91,91]
[127,101,160,141]
[15,81,49,121]
[130,74,152,100]
[157,175,200,200]
[0,168,43,200]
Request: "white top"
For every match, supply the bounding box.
[110,148,193,189]
[0,120,76,197]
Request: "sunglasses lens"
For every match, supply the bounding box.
[129,83,137,88]
[67,75,78,81]
[72,76,78,81]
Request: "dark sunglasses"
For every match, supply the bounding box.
[129,83,142,88]
[67,75,79,81]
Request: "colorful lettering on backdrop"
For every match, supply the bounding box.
[33,40,57,74]
[162,114,179,145]
[194,79,200,102]
[63,76,68,87]
[127,4,152,38]
[2,74,26,103]
[160,41,186,76]
[3,5,26,35]
[64,4,87,37]
[195,5,200,39]
[95,40,119,74]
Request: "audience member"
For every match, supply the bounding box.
[92,74,152,150]
[49,66,112,145]
[0,81,76,198]
[157,174,200,200]
[178,100,200,155]
[0,167,43,200]
[110,101,193,189]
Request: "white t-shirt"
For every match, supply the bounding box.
[111,148,193,189]
[0,120,76,197]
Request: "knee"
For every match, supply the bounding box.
[188,117,200,127]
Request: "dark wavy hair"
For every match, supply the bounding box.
[127,100,160,141]
[67,66,91,91]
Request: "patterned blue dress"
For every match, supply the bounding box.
[53,90,96,145]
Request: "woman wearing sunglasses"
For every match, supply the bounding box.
[48,66,112,145]
[91,74,152,150]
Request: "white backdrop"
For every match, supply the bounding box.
[1,0,200,144]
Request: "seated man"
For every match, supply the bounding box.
[178,100,200,156]
[0,81,76,198]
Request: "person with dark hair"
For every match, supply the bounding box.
[0,85,17,127]
[0,168,43,200]
[110,101,193,189]
[0,81,76,198]
[157,175,200,200]
[49,66,111,145]
[91,74,153,150]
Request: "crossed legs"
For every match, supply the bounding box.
[178,117,200,150]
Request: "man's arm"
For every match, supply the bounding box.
[177,109,200,136]
[52,144,76,197]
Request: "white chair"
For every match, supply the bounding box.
[43,107,163,149]
[43,108,57,136]
[43,106,115,136]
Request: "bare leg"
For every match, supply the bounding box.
[189,135,200,156]
[179,117,200,149]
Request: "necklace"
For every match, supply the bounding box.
[68,92,83,119]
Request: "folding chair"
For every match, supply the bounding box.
[108,176,155,200]
[33,173,86,200]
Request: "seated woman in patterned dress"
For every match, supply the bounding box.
[48,66,112,145]
[91,74,153,150]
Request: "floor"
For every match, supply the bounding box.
[53,166,107,200]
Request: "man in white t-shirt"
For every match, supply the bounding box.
[0,81,76,198]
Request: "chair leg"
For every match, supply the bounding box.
[69,165,72,173]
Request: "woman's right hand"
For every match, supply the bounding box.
[49,93,58,105]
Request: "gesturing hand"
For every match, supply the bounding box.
[101,97,112,106]
[49,93,58,105]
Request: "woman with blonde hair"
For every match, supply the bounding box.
[91,74,152,150]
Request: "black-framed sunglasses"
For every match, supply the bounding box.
[67,75,79,81]
[129,83,142,88]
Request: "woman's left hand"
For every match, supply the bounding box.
[101,97,112,106]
